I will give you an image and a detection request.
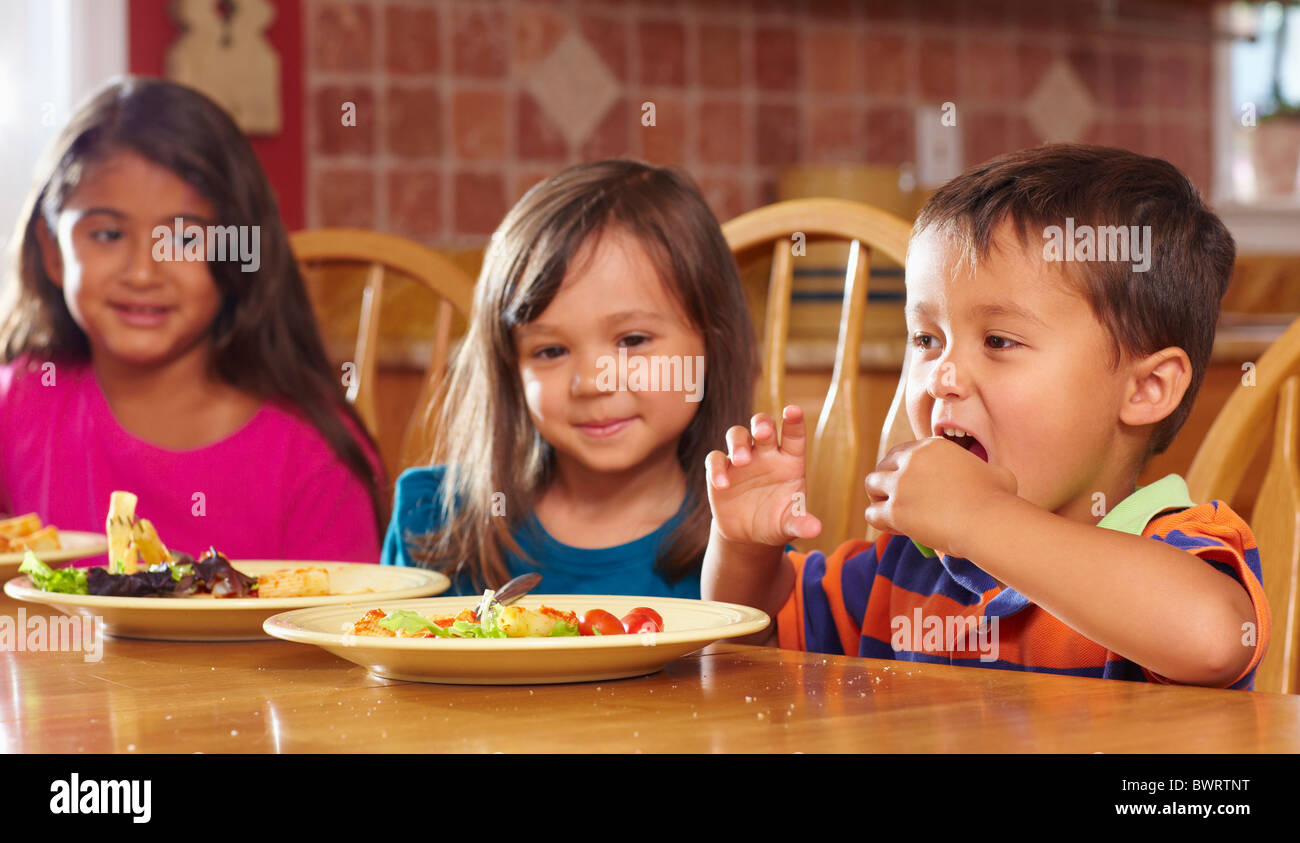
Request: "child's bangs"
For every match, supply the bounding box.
[501,218,692,336]
[914,204,1064,273]
[499,162,723,334]
[914,210,1137,374]
[37,154,93,225]
[498,225,583,330]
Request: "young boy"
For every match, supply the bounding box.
[702,145,1270,690]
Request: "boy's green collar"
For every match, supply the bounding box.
[1093,473,1195,535]
[911,473,1195,557]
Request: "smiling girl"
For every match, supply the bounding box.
[0,78,384,562]
[383,160,757,596]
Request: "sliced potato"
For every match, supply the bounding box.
[106,491,138,574]
[14,525,60,552]
[132,518,169,567]
[256,567,330,598]
[497,605,561,637]
[0,513,42,539]
[1,514,61,553]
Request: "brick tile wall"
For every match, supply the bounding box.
[305,0,1214,246]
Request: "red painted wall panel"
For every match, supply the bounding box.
[126,0,304,230]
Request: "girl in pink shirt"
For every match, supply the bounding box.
[0,78,383,563]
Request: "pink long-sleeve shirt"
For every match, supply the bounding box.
[0,357,380,565]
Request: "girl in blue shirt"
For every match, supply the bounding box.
[383,160,757,597]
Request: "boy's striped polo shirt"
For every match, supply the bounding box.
[777,475,1269,689]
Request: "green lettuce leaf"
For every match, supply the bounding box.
[440,600,507,638]
[477,602,508,638]
[372,601,530,639]
[548,620,580,637]
[18,552,88,595]
[377,609,451,637]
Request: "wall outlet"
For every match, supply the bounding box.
[915,103,963,188]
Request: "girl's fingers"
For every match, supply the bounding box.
[777,405,807,458]
[705,450,731,489]
[724,425,754,466]
[749,412,778,454]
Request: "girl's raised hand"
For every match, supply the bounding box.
[705,405,823,548]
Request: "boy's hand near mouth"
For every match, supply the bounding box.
[864,436,1018,561]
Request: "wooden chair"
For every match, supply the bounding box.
[290,228,476,472]
[1186,314,1300,694]
[722,198,915,547]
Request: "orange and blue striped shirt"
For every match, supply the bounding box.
[777,476,1270,689]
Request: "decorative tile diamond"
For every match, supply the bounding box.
[1024,58,1097,143]
[525,32,621,150]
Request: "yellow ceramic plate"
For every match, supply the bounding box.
[263,594,770,684]
[0,531,108,576]
[2,561,450,641]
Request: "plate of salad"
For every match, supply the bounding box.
[2,489,452,640]
[5,551,450,641]
[263,594,770,684]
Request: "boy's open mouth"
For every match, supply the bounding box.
[940,429,989,462]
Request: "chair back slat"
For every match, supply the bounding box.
[867,341,917,542]
[722,199,912,546]
[1253,375,1300,694]
[399,298,457,468]
[877,344,914,462]
[808,239,871,544]
[350,262,385,436]
[1188,317,1300,502]
[758,239,795,416]
[290,228,476,475]
[1186,314,1300,693]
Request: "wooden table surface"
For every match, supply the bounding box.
[4,606,1300,753]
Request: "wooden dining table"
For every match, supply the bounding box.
[4,595,1300,755]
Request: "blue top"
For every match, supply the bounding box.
[381,465,702,598]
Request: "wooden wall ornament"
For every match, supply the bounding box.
[166,0,282,135]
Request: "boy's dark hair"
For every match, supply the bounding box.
[913,143,1236,459]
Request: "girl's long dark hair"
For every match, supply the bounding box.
[0,77,386,536]
[415,159,757,590]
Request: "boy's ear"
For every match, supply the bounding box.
[34,217,65,289]
[1119,347,1191,428]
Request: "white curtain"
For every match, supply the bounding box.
[0,0,127,254]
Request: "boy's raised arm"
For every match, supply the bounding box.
[701,524,790,622]
[701,406,821,622]
[862,438,1260,687]
[955,493,1259,687]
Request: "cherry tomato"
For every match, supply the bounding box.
[579,609,626,636]
[634,607,663,628]
[621,607,664,634]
